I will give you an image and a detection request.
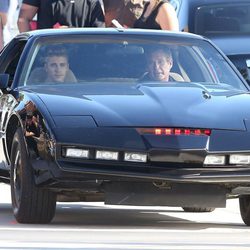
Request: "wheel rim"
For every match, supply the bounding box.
[13,149,21,209]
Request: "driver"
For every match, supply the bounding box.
[146,47,173,81]
[140,47,175,82]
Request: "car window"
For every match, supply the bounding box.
[227,55,250,85]
[19,35,246,90]
[0,40,26,87]
[195,3,250,35]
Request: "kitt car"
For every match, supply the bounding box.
[170,0,250,84]
[1,28,250,225]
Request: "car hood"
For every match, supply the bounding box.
[29,83,250,130]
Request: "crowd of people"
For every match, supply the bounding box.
[0,0,179,50]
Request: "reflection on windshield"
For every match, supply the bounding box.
[23,36,246,91]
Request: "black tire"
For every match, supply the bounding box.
[239,196,250,226]
[182,207,215,212]
[10,127,56,224]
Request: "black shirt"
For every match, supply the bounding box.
[22,0,105,29]
[134,0,167,30]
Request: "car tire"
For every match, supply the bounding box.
[239,196,250,226]
[10,127,56,224]
[182,207,215,212]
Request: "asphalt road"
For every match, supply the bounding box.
[1,183,250,249]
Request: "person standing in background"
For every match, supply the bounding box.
[17,0,105,33]
[0,0,10,50]
[103,0,144,28]
[134,0,179,31]
[5,0,19,44]
[7,0,19,30]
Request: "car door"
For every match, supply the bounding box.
[0,38,28,169]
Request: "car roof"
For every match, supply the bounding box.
[16,27,206,41]
[177,0,250,13]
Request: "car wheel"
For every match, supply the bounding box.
[10,127,56,224]
[182,207,215,212]
[239,196,250,226]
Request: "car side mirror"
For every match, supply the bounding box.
[0,74,9,90]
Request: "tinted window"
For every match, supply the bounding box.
[195,3,250,35]
[228,55,250,85]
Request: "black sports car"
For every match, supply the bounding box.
[1,28,250,225]
[170,0,250,84]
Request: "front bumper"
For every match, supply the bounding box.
[32,157,250,185]
[31,158,250,208]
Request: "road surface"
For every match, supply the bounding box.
[0,183,250,249]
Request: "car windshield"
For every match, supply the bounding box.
[21,34,246,90]
[194,3,250,35]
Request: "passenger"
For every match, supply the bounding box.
[134,0,179,31]
[28,46,77,84]
[43,46,71,83]
[143,48,173,82]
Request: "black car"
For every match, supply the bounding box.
[170,0,250,84]
[1,28,250,225]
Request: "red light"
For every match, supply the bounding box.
[204,129,211,136]
[195,129,201,135]
[165,128,172,135]
[155,128,162,135]
[138,128,211,136]
[174,129,181,135]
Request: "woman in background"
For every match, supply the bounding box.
[134,0,179,31]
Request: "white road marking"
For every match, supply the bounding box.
[0,242,249,250]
